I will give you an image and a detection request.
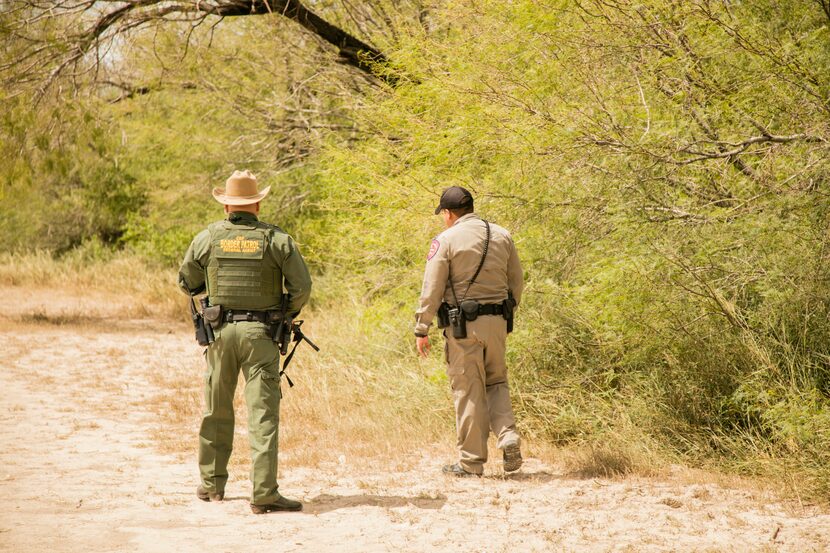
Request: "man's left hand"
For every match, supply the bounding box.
[416,335,430,357]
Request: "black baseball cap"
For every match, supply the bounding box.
[434,186,474,214]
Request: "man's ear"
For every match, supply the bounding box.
[255,202,261,214]
[224,204,230,214]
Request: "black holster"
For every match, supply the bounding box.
[266,311,291,355]
[193,318,211,346]
[447,305,466,339]
[199,298,220,344]
[191,297,214,346]
[502,296,517,333]
[436,302,451,328]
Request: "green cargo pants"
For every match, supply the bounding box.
[198,321,282,505]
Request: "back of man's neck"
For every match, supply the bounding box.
[228,210,258,220]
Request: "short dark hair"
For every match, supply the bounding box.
[448,203,474,217]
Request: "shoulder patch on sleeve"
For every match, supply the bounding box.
[427,239,441,261]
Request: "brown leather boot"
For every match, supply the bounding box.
[250,495,303,514]
[196,485,224,502]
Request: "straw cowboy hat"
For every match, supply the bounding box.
[212,170,271,205]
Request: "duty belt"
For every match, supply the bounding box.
[477,303,504,316]
[223,309,272,323]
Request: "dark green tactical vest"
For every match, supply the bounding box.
[206,220,282,310]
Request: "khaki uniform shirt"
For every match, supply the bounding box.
[415,213,523,336]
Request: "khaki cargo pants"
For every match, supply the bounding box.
[445,314,520,474]
[198,321,282,506]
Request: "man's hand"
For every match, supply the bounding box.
[416,335,430,357]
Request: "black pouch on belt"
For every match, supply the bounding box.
[460,300,480,322]
[202,305,223,329]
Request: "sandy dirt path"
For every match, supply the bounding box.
[1,287,829,552]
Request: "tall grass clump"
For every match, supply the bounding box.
[0,248,184,320]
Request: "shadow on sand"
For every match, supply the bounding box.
[484,469,564,483]
[301,493,447,515]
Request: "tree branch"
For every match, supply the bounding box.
[673,133,826,165]
[5,0,401,96]
[204,1,395,83]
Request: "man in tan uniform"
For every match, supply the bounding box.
[415,186,524,476]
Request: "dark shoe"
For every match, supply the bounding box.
[196,485,224,502]
[250,495,303,514]
[442,463,482,477]
[503,443,523,472]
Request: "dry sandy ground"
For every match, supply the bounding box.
[1,287,829,553]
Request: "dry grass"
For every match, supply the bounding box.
[0,252,459,472]
[554,432,667,479]
[0,252,673,481]
[17,309,98,326]
[0,252,769,486]
[145,306,457,474]
[147,359,204,456]
[0,250,185,321]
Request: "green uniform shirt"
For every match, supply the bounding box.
[178,212,312,315]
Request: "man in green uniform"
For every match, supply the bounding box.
[178,170,312,514]
[415,186,524,477]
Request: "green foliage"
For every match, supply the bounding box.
[0,96,144,252]
[3,0,830,497]
[294,0,830,496]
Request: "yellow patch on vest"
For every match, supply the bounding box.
[219,235,262,254]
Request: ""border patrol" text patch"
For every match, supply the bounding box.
[220,235,262,254]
